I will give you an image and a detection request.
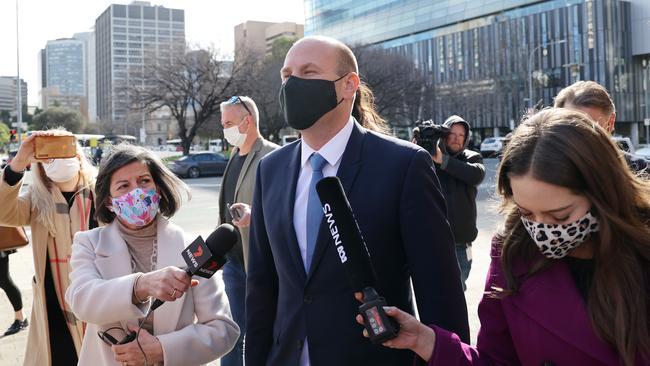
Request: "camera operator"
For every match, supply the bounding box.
[426,115,485,291]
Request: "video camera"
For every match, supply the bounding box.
[413,120,450,155]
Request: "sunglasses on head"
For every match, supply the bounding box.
[228,96,252,116]
[97,327,136,346]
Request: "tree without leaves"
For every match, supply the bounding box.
[353,46,429,128]
[236,39,295,143]
[129,48,247,155]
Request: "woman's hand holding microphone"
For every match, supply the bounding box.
[133,266,199,304]
[356,306,437,362]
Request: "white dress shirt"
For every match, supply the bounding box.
[293,117,354,366]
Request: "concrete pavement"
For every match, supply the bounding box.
[0,159,503,364]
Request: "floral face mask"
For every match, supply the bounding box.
[111,187,160,227]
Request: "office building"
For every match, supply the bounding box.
[39,38,87,116]
[95,1,185,134]
[74,32,98,122]
[305,0,650,144]
[0,77,28,117]
[235,20,304,59]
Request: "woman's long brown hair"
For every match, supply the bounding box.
[496,108,650,365]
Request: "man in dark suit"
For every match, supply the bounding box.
[246,36,469,366]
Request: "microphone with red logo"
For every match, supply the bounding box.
[148,223,237,312]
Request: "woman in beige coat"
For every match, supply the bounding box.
[0,130,96,365]
[66,144,239,366]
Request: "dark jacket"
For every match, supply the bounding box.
[435,116,485,244]
[246,121,469,366]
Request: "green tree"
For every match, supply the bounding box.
[0,123,10,148]
[0,110,10,127]
[271,36,298,60]
[31,107,84,133]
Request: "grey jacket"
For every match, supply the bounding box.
[218,137,279,271]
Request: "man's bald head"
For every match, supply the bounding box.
[285,36,358,78]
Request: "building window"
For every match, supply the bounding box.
[128,5,141,18]
[112,5,127,18]
[172,9,184,22]
[143,7,155,20]
[157,8,170,21]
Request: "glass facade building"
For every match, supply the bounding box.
[45,39,86,97]
[305,0,650,143]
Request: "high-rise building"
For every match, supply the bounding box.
[39,38,87,116]
[305,0,650,144]
[74,32,98,122]
[95,1,185,132]
[0,77,28,117]
[235,20,303,59]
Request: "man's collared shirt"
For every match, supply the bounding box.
[292,116,354,366]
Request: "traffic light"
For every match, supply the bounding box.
[10,129,16,142]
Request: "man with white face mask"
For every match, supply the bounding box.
[217,95,278,366]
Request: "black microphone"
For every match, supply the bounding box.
[315,177,399,344]
[148,223,237,312]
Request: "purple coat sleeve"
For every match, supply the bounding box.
[423,237,521,366]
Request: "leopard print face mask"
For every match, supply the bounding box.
[520,211,600,259]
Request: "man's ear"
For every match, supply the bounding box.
[607,112,616,133]
[342,72,360,99]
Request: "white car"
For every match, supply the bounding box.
[635,145,650,158]
[480,137,506,157]
[611,136,634,154]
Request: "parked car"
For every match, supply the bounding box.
[167,152,228,178]
[611,136,635,154]
[480,137,506,157]
[1,151,28,170]
[281,135,299,145]
[635,145,650,159]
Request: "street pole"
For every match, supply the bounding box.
[645,62,649,144]
[15,0,22,142]
[528,39,566,110]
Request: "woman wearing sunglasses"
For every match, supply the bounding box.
[66,144,239,366]
[0,129,95,365]
[358,108,650,366]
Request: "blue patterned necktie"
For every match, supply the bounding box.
[305,153,327,271]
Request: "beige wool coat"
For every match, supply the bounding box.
[0,169,93,366]
[65,217,240,366]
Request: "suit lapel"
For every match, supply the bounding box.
[286,141,308,282]
[510,261,619,364]
[153,219,187,335]
[307,122,366,282]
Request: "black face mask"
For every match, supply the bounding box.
[279,74,347,130]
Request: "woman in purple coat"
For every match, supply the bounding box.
[359,108,650,366]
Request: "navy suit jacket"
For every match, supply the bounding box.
[246,121,469,366]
